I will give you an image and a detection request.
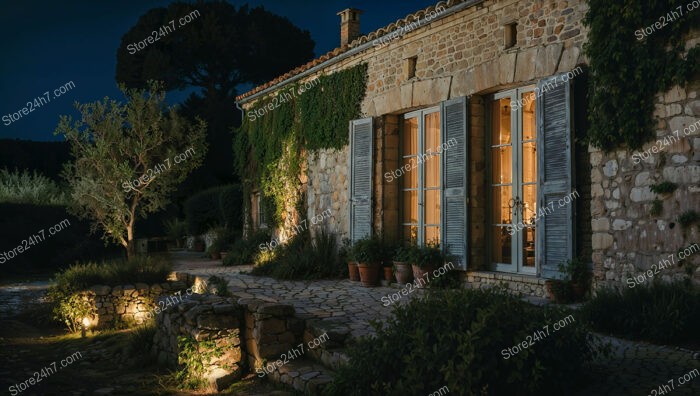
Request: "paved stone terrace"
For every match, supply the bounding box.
[171,251,700,395]
[171,251,423,339]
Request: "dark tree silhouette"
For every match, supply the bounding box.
[115,1,315,186]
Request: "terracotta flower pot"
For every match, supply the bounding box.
[383,266,393,283]
[220,251,229,260]
[412,264,434,288]
[210,252,221,260]
[357,262,380,287]
[348,261,360,281]
[571,282,587,300]
[194,241,205,252]
[393,261,413,284]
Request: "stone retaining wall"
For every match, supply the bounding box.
[84,281,189,329]
[465,271,547,298]
[151,293,304,391]
[152,294,245,391]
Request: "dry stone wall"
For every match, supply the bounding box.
[590,77,700,289]
[84,281,189,329]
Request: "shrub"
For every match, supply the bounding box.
[327,288,604,396]
[251,229,346,280]
[582,282,700,344]
[677,210,700,229]
[0,168,68,206]
[223,229,271,266]
[183,184,243,235]
[649,181,678,195]
[163,218,187,243]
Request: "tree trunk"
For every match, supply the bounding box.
[126,239,135,260]
[126,223,135,260]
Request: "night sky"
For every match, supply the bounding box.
[0,0,436,142]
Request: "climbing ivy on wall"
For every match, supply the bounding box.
[583,0,700,151]
[233,63,368,228]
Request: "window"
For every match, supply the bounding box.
[401,107,441,245]
[404,56,417,80]
[490,88,536,274]
[252,193,267,229]
[504,22,517,49]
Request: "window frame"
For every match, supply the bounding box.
[488,86,537,275]
[401,106,442,246]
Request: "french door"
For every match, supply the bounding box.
[401,107,441,245]
[490,88,537,274]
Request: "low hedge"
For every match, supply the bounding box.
[326,288,605,396]
[582,282,700,345]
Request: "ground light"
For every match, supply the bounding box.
[81,317,90,338]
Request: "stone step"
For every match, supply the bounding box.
[303,318,352,371]
[262,357,335,395]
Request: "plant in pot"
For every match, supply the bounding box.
[392,243,415,284]
[193,237,205,252]
[164,218,187,249]
[352,236,382,287]
[559,258,591,301]
[412,241,443,288]
[544,279,572,303]
[206,238,224,260]
[339,238,359,282]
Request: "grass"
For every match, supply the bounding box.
[582,282,700,346]
[52,255,172,291]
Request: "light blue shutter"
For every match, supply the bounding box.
[349,118,373,242]
[441,97,469,270]
[536,75,574,279]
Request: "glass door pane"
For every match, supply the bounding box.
[520,91,537,272]
[401,117,419,243]
[491,97,513,267]
[424,111,440,244]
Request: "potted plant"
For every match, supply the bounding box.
[392,244,415,284]
[164,218,187,249]
[559,258,591,301]
[412,242,442,288]
[352,236,382,287]
[193,237,205,252]
[545,279,572,303]
[340,238,359,282]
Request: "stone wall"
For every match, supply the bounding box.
[152,294,245,391]
[306,148,350,241]
[240,298,304,373]
[152,294,303,391]
[465,271,547,298]
[590,78,700,289]
[83,281,189,329]
[241,0,589,243]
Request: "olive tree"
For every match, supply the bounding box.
[55,82,207,258]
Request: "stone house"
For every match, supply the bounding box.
[236,0,700,296]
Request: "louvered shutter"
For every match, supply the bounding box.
[349,118,373,242]
[441,97,469,270]
[536,75,575,279]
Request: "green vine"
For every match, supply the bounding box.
[176,334,236,390]
[583,0,700,151]
[234,64,368,229]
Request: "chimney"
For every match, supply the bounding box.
[337,8,363,46]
